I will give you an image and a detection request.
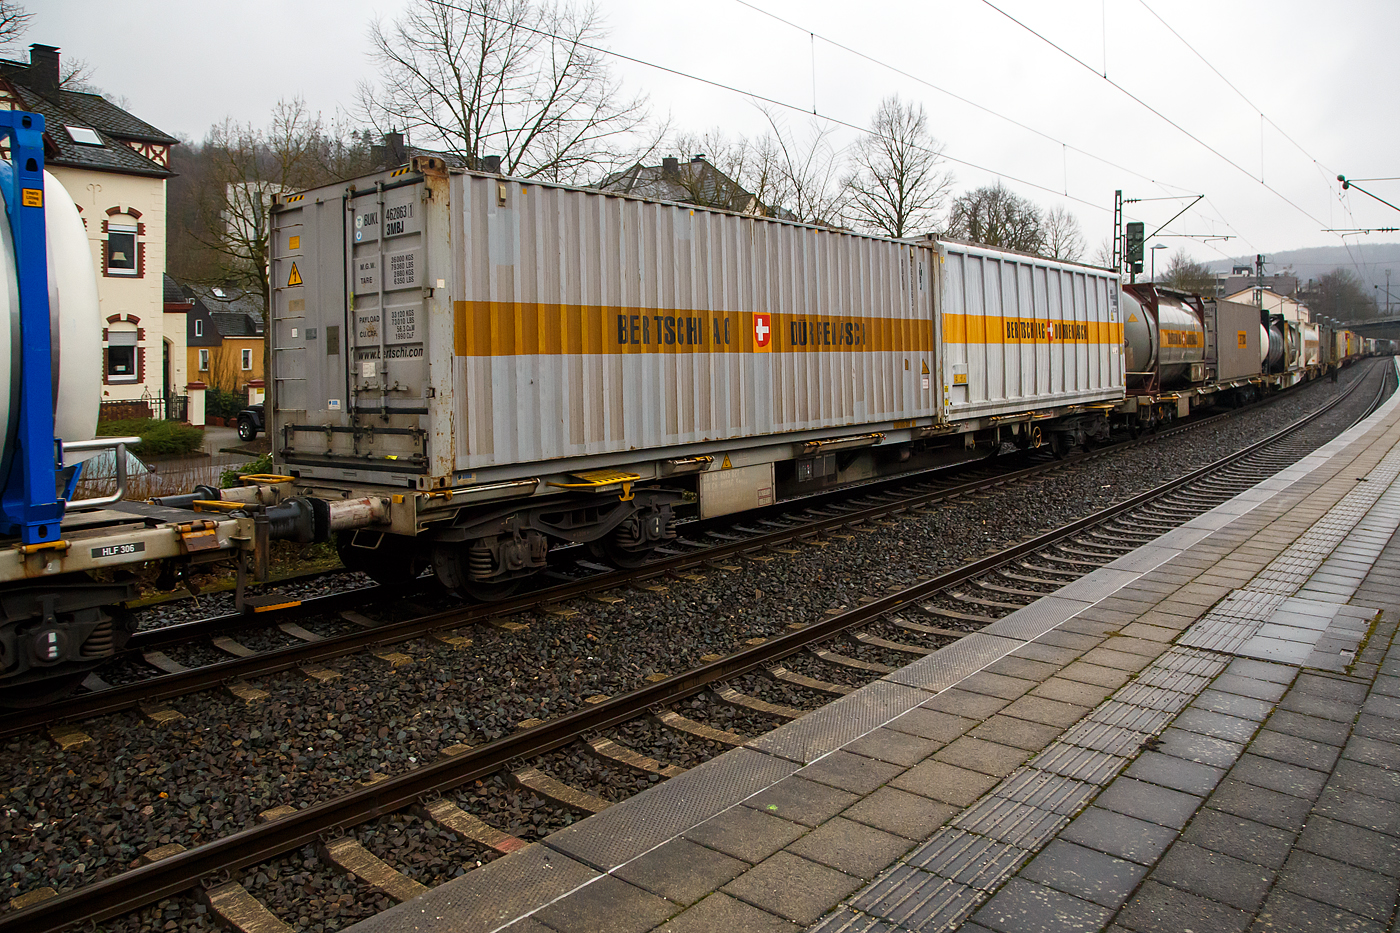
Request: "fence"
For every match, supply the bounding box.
[99,394,189,423]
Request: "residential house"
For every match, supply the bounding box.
[1223,286,1311,324]
[0,44,184,413]
[179,280,265,397]
[598,155,767,215]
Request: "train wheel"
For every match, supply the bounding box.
[1048,432,1067,459]
[589,536,657,569]
[335,532,428,588]
[431,541,528,603]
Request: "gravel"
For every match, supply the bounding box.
[0,362,1388,919]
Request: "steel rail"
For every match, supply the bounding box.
[8,368,1373,741]
[5,360,1380,933]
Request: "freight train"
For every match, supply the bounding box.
[0,117,1386,703]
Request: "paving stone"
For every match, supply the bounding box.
[1012,641,1083,665]
[1094,777,1202,829]
[1342,736,1400,770]
[803,907,898,933]
[1058,807,1178,865]
[1312,785,1400,837]
[1229,753,1329,799]
[958,670,1039,700]
[884,706,977,743]
[533,874,678,933]
[741,777,860,828]
[1101,635,1170,658]
[1277,850,1399,922]
[890,759,1000,807]
[683,806,808,863]
[969,714,1064,751]
[796,751,904,795]
[1036,630,1103,652]
[614,838,748,906]
[1225,658,1297,685]
[999,696,1092,729]
[656,892,798,933]
[1249,729,1343,772]
[972,878,1112,933]
[1279,691,1363,723]
[785,818,914,880]
[1180,807,1296,870]
[1249,889,1387,933]
[841,787,958,841]
[986,655,1060,683]
[1029,678,1116,709]
[920,688,1012,720]
[906,828,1030,890]
[1192,689,1276,722]
[1019,839,1148,909]
[932,736,1030,778]
[1296,815,1400,875]
[1174,708,1262,744]
[1154,727,1246,769]
[1332,759,1400,803]
[1114,879,1251,933]
[1267,709,1353,746]
[1207,778,1318,834]
[1210,673,1290,702]
[1124,751,1226,795]
[1152,840,1275,911]
[1361,693,1400,720]
[721,852,864,926]
[841,729,942,768]
[1058,661,1134,690]
[850,864,981,929]
[1352,713,1400,742]
[1294,671,1369,703]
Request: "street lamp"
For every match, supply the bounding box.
[1150,243,1168,283]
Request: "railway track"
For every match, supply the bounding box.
[19,367,1366,742]
[6,360,1389,931]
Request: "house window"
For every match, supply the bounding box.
[107,224,138,276]
[107,331,138,382]
[198,348,209,371]
[194,319,203,337]
[241,348,252,370]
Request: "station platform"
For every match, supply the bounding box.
[351,366,1400,933]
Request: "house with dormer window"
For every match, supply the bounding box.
[0,43,185,415]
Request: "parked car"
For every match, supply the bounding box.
[237,402,264,441]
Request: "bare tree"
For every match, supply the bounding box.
[843,95,952,238]
[1041,205,1085,262]
[0,1,31,52]
[173,100,375,331]
[358,0,648,184]
[945,182,1044,253]
[1159,250,1216,295]
[1305,268,1378,321]
[1091,237,1117,271]
[755,106,846,226]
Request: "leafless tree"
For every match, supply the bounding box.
[945,182,1044,253]
[358,0,649,184]
[843,95,952,238]
[1041,205,1085,262]
[755,106,846,226]
[1159,250,1216,295]
[1091,237,1117,272]
[0,1,30,52]
[172,100,375,336]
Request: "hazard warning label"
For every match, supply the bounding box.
[287,262,303,287]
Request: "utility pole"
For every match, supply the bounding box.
[1254,254,1266,310]
[1388,269,1392,317]
[1112,190,1123,276]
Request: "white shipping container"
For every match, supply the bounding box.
[937,242,1124,420]
[271,164,939,487]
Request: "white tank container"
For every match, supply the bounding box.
[0,171,102,491]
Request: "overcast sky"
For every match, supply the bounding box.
[26,0,1400,277]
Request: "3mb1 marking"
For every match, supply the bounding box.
[92,542,144,559]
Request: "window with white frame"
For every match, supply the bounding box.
[106,223,138,276]
[199,348,209,371]
[106,331,138,382]
[241,348,252,370]
[195,319,203,337]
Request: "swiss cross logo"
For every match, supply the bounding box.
[753,313,772,351]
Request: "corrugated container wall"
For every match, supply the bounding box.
[452,175,936,473]
[937,242,1123,421]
